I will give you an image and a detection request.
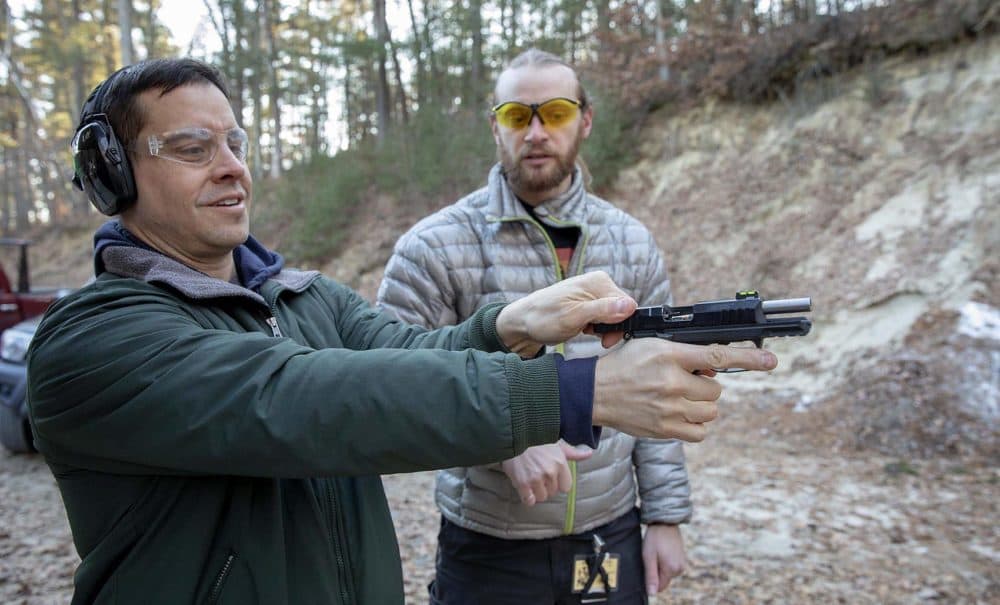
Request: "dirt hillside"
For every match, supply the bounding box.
[1,35,997,604]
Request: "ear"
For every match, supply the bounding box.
[580,105,594,140]
[490,114,501,146]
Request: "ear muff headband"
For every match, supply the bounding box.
[71,68,137,216]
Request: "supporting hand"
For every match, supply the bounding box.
[501,440,594,506]
[593,339,778,442]
[495,271,636,357]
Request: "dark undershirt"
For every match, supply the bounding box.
[524,204,580,277]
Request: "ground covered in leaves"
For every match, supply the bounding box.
[382,399,999,604]
[2,401,996,604]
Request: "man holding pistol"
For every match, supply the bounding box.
[27,57,777,605]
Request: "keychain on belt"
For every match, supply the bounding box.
[573,534,620,603]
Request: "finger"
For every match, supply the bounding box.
[643,551,659,596]
[673,343,777,373]
[582,325,626,348]
[665,363,723,402]
[666,421,708,443]
[558,442,593,462]
[527,474,551,504]
[518,486,536,507]
[542,471,559,498]
[679,400,719,425]
[601,331,625,348]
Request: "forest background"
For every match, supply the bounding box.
[0,0,990,261]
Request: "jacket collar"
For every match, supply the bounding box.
[485,163,589,225]
[93,220,318,304]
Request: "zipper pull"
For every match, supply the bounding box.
[265,316,282,337]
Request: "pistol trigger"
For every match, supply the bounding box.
[753,338,763,348]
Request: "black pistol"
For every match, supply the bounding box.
[591,290,812,348]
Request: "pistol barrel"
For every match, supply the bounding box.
[761,297,812,314]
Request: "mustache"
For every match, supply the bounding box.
[518,144,554,160]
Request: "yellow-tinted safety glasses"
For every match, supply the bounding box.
[491,98,584,130]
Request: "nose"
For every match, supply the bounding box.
[211,144,248,182]
[523,114,548,143]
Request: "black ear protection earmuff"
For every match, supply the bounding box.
[71,67,137,216]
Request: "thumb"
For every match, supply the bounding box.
[643,550,659,596]
[581,296,636,325]
[558,441,594,462]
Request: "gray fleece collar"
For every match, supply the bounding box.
[101,246,320,306]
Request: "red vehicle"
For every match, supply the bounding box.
[0,238,73,453]
[0,238,68,332]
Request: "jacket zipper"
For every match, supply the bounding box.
[207,552,236,603]
[518,214,589,536]
[264,302,352,601]
[325,481,352,604]
[265,316,282,337]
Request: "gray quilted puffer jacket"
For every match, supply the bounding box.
[377,164,692,538]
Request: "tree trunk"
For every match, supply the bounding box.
[344,61,354,145]
[1,146,10,236]
[388,36,409,126]
[118,0,134,64]
[145,0,160,57]
[511,0,518,53]
[14,133,29,231]
[249,11,264,182]
[309,54,325,158]
[420,0,441,104]
[468,0,483,105]
[263,0,282,178]
[655,0,669,81]
[405,0,425,107]
[596,0,609,61]
[374,0,391,147]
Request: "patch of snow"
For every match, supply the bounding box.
[957,302,1000,341]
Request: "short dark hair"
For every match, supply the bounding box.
[495,48,589,108]
[80,58,231,148]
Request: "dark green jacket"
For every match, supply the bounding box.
[26,235,561,604]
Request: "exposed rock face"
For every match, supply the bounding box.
[332,36,999,458]
[608,35,1000,458]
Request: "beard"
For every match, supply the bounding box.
[500,127,582,198]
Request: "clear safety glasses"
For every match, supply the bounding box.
[140,126,249,166]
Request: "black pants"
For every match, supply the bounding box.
[428,508,647,605]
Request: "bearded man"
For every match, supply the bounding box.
[378,48,692,604]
